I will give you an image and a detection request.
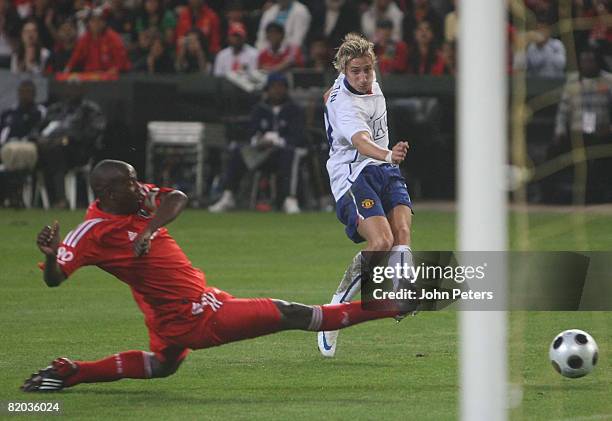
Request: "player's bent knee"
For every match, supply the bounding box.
[369,235,394,251]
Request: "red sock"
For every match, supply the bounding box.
[64,350,149,387]
[308,301,399,331]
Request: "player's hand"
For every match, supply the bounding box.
[391,141,409,164]
[133,229,153,257]
[37,221,60,257]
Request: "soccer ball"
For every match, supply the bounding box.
[549,329,599,378]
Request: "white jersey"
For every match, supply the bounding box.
[324,73,389,201]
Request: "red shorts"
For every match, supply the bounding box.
[136,287,283,363]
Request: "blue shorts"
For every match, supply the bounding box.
[336,164,412,243]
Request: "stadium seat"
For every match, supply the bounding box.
[147,121,205,206]
[28,163,94,210]
[64,162,95,211]
[248,147,308,210]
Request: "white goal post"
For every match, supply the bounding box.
[458,0,508,420]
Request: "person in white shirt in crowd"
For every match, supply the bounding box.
[361,0,404,43]
[213,22,258,76]
[514,18,566,78]
[256,0,311,50]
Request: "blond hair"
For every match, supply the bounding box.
[333,33,377,73]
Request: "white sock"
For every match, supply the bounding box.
[388,245,414,290]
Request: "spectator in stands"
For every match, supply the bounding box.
[589,0,612,72]
[130,27,154,72]
[65,8,131,73]
[134,0,176,48]
[30,0,55,49]
[11,20,51,74]
[36,81,106,208]
[209,73,306,214]
[441,40,456,75]
[406,19,445,75]
[258,22,303,73]
[402,0,443,45]
[0,80,45,208]
[304,36,333,73]
[176,0,221,55]
[47,18,78,72]
[104,0,135,47]
[175,29,210,73]
[444,0,457,42]
[213,22,257,76]
[221,0,258,47]
[256,0,311,50]
[552,49,612,202]
[514,19,566,78]
[147,32,174,74]
[0,0,22,68]
[307,0,360,51]
[362,0,403,42]
[374,19,408,74]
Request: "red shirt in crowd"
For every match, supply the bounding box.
[176,4,221,54]
[258,44,304,71]
[65,28,131,72]
[375,40,409,74]
[407,48,445,76]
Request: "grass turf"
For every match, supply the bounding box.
[0,209,611,420]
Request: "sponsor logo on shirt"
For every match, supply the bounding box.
[372,112,388,140]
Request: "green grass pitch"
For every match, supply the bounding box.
[1,208,611,420]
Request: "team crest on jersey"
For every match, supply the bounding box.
[128,231,138,241]
[361,199,375,209]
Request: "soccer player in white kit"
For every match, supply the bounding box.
[318,33,414,357]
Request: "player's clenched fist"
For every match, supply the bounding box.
[37,221,60,257]
[390,141,409,164]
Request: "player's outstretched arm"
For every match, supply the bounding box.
[352,132,409,164]
[36,221,66,287]
[133,189,188,257]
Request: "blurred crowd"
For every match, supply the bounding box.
[1,0,610,78]
[1,0,611,209]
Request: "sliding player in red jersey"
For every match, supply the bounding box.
[22,159,407,392]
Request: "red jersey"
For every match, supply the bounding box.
[66,28,131,72]
[375,40,408,74]
[257,44,304,70]
[56,183,206,308]
[175,5,221,54]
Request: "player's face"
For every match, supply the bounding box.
[345,56,374,94]
[112,165,140,214]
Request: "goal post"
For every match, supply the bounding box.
[458,0,508,420]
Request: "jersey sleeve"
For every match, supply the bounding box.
[139,183,174,212]
[335,99,372,144]
[56,219,104,277]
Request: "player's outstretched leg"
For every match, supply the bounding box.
[21,350,185,392]
[318,252,362,358]
[276,300,401,332]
